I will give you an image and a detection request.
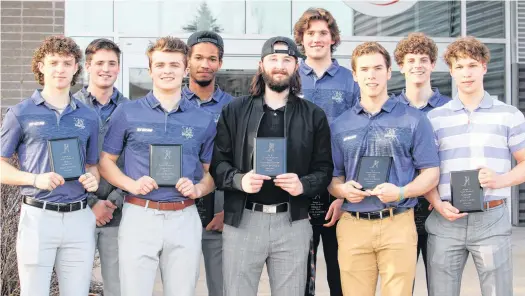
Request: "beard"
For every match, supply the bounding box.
[262,69,292,93]
[191,74,213,87]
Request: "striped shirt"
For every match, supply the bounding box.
[427,91,525,201]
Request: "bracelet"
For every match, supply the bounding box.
[398,186,405,202]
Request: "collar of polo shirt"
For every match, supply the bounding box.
[450,91,494,111]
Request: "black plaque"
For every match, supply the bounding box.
[254,137,287,177]
[197,192,215,227]
[149,144,182,187]
[414,197,431,234]
[47,137,84,181]
[309,193,331,225]
[450,170,484,213]
[356,156,393,190]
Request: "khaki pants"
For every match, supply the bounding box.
[336,208,417,296]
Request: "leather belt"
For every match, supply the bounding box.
[484,199,504,209]
[23,196,87,212]
[245,201,288,214]
[348,207,411,220]
[125,196,195,211]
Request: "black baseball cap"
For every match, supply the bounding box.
[187,31,224,53]
[261,36,300,59]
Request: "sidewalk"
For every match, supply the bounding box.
[94,227,525,295]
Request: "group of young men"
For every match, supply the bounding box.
[1,7,522,296]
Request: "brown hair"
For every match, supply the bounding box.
[146,36,189,68]
[351,42,391,72]
[249,67,302,97]
[31,35,83,86]
[85,38,121,64]
[293,8,341,54]
[394,32,438,66]
[443,36,490,68]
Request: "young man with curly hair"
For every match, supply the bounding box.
[393,32,451,292]
[293,9,359,295]
[99,36,216,296]
[0,35,100,296]
[425,37,525,296]
[329,42,440,296]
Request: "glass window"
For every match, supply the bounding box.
[129,68,151,100]
[467,1,505,38]
[115,1,245,36]
[353,1,460,37]
[484,44,505,101]
[65,1,113,35]
[246,1,291,35]
[291,1,354,37]
[388,72,452,98]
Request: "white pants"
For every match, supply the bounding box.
[118,203,202,296]
[17,203,96,296]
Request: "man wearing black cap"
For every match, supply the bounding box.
[183,30,233,296]
[211,36,333,296]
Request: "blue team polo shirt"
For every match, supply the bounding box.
[299,59,360,124]
[1,90,99,203]
[397,88,451,114]
[102,91,216,202]
[330,95,440,212]
[182,85,234,124]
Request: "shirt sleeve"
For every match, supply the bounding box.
[1,109,23,158]
[412,114,440,169]
[331,124,346,177]
[508,109,525,153]
[199,118,217,164]
[102,104,128,156]
[85,115,100,165]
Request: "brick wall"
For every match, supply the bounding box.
[1,1,65,113]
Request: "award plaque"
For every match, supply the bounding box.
[356,156,393,190]
[450,170,484,213]
[149,144,182,187]
[309,193,331,225]
[414,197,431,233]
[197,192,215,227]
[254,137,287,177]
[47,137,84,181]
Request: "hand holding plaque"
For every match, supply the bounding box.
[450,170,484,213]
[254,137,286,177]
[150,144,182,187]
[356,156,393,191]
[48,137,84,181]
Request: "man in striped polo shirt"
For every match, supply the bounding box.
[426,37,525,296]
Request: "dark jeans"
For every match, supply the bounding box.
[305,223,342,296]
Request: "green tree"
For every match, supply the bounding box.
[183,2,223,33]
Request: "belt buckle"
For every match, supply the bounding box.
[263,204,277,214]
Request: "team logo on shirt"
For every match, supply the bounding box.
[384,128,397,140]
[182,127,194,139]
[74,118,85,129]
[332,91,344,103]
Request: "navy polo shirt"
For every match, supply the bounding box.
[299,59,360,124]
[183,85,233,179]
[1,90,99,203]
[79,86,120,123]
[103,91,216,202]
[182,85,234,124]
[398,88,451,114]
[330,95,440,212]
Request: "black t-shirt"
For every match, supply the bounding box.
[248,104,289,205]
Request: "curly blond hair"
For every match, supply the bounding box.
[293,8,341,54]
[394,32,438,66]
[443,36,490,68]
[31,35,83,86]
[351,42,391,72]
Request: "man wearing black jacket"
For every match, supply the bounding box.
[211,36,333,296]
